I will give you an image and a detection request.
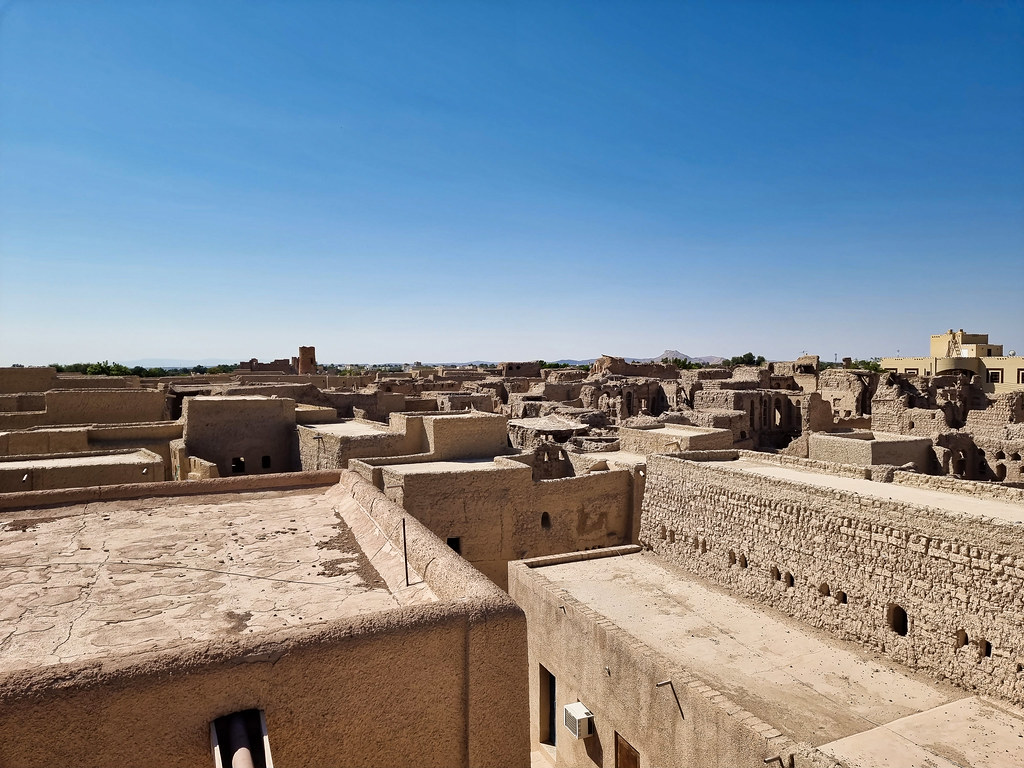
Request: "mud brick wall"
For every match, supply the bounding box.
[639,454,1024,705]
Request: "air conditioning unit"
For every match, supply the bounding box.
[564,702,594,739]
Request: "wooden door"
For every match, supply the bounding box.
[615,732,640,768]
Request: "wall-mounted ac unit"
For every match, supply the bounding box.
[564,702,594,739]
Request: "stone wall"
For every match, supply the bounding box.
[640,454,1024,705]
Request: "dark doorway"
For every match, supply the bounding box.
[540,665,556,746]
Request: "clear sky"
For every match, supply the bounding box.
[1,0,1022,365]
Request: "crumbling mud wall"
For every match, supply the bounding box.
[640,453,1024,705]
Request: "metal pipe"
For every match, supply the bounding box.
[402,517,409,587]
[656,680,685,720]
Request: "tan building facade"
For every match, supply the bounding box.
[882,329,1024,387]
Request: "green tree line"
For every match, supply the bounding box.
[48,361,238,377]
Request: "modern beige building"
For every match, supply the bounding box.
[882,329,1024,387]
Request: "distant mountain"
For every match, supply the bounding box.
[553,358,597,366]
[626,350,726,364]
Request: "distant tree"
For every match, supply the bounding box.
[726,352,766,367]
[10,363,24,368]
[539,360,574,369]
[668,357,705,370]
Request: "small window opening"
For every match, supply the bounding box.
[980,639,992,658]
[1012,453,1021,462]
[818,583,830,597]
[668,530,676,544]
[541,512,551,530]
[956,629,969,649]
[835,591,848,604]
[699,539,707,554]
[738,553,748,569]
[261,455,271,469]
[659,525,666,540]
[728,550,736,566]
[784,572,794,588]
[771,566,781,581]
[231,457,245,474]
[212,709,269,768]
[446,536,461,554]
[886,603,908,636]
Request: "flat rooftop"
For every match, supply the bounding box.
[728,457,1024,523]
[0,450,157,470]
[579,450,646,468]
[381,458,507,476]
[308,419,390,437]
[639,424,719,437]
[0,485,434,677]
[508,416,586,431]
[535,550,1024,759]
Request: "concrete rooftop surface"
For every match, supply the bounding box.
[538,550,1024,762]
[729,457,1024,524]
[0,485,434,676]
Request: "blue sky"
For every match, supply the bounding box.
[1,0,1022,365]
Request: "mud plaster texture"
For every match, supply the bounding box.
[0,471,530,768]
[639,452,1024,705]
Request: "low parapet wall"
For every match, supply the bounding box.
[640,453,1024,706]
[0,470,343,512]
[891,469,1024,504]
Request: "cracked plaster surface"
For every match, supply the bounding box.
[0,487,435,674]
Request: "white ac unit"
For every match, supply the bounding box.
[563,701,594,739]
